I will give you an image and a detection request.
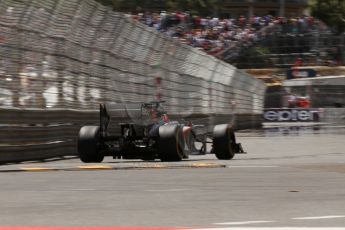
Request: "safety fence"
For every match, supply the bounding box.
[0,0,266,163]
[234,31,345,69]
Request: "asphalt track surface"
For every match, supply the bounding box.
[1,124,345,229]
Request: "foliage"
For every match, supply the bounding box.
[310,0,345,34]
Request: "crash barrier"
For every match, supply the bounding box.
[0,108,260,163]
[263,108,345,124]
[320,108,345,124]
[0,108,97,163]
[0,0,265,163]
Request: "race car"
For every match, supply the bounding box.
[77,101,245,163]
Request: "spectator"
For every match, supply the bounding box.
[287,93,297,108]
[128,11,327,61]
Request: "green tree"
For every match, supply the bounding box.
[310,0,345,34]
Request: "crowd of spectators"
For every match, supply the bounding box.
[126,11,326,60]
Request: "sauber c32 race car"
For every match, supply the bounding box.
[77,101,245,163]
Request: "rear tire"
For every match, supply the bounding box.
[212,124,236,160]
[78,126,104,163]
[158,125,185,162]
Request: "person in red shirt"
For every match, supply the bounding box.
[296,97,310,108]
[292,57,303,78]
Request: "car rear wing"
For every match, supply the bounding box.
[99,102,157,135]
[103,102,143,119]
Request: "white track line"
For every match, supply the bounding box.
[213,220,275,225]
[292,215,345,220]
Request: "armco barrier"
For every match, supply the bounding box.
[0,108,262,163]
[0,0,266,163]
[320,108,345,124]
[0,108,98,163]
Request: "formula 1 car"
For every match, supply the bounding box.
[77,101,245,163]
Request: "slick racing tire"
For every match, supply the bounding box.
[212,124,236,160]
[78,126,104,163]
[158,125,185,162]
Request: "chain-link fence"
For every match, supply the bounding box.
[233,28,345,69]
[0,0,266,163]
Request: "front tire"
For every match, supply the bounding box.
[158,125,185,162]
[78,126,104,163]
[212,124,236,160]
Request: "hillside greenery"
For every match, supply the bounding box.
[310,0,345,34]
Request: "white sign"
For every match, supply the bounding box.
[264,109,319,122]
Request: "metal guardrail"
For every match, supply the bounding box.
[0,0,266,163]
[0,108,261,163]
[0,108,98,163]
[320,108,345,124]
